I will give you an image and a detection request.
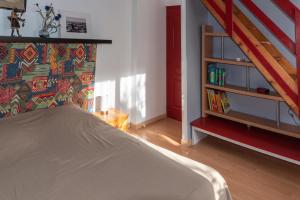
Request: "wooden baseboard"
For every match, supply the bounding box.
[130,114,167,130]
[181,139,193,146]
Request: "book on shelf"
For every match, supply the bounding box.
[207,89,231,114]
[207,89,213,111]
[207,64,226,86]
[216,92,223,113]
[220,92,231,114]
[207,89,218,112]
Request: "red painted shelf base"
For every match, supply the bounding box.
[191,116,300,164]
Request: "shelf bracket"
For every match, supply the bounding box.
[276,101,281,127]
[221,36,225,59]
[246,66,251,91]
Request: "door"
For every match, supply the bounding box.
[167,6,182,121]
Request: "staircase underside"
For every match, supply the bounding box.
[202,0,299,116]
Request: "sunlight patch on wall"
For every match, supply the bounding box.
[120,73,146,123]
[135,74,146,120]
[120,76,134,111]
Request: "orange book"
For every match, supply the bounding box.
[211,91,218,112]
[216,92,223,113]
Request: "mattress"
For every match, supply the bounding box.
[0,105,231,200]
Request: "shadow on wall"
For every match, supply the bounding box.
[94,73,146,124]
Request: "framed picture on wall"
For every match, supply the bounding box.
[0,0,27,11]
[59,10,92,39]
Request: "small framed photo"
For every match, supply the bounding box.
[0,0,27,11]
[59,10,92,39]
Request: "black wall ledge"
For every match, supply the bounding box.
[0,36,112,44]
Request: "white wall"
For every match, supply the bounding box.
[165,0,182,6]
[0,0,167,125]
[182,0,208,142]
[291,0,300,8]
[181,0,188,141]
[130,0,167,124]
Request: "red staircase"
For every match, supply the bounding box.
[195,0,300,164]
[202,0,300,116]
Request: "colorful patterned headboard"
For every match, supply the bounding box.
[0,42,97,118]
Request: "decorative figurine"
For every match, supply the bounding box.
[7,8,25,37]
[35,3,62,38]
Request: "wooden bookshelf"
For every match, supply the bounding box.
[205,84,283,101]
[205,57,255,67]
[201,25,300,139]
[204,110,300,139]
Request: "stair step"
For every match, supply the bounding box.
[233,5,297,78]
[260,41,271,45]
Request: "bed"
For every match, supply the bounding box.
[0,105,231,200]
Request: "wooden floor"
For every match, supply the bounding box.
[129,118,300,200]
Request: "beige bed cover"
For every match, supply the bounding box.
[0,105,231,200]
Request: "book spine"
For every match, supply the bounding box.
[216,92,223,113]
[207,89,212,110]
[214,68,218,85]
[208,66,215,85]
[218,68,222,86]
[222,69,225,86]
[208,65,226,86]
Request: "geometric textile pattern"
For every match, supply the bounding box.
[0,43,97,118]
